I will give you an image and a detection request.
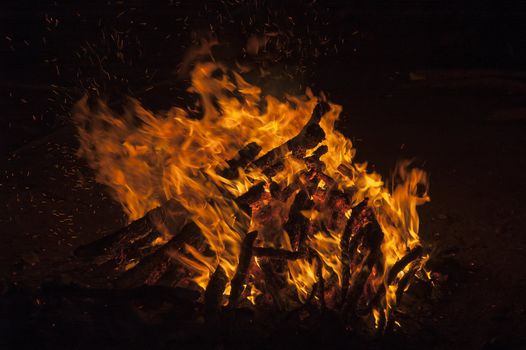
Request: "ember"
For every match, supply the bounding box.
[74,58,430,332]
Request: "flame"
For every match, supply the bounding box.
[74,60,429,323]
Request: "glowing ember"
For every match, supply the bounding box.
[74,59,430,330]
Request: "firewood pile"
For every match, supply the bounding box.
[74,97,427,333]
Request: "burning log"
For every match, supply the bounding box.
[252,246,326,309]
[287,102,330,157]
[377,247,424,332]
[283,190,313,251]
[204,264,228,320]
[116,222,203,289]
[387,246,423,285]
[269,179,300,203]
[228,231,258,308]
[311,249,325,309]
[358,246,424,322]
[235,182,266,215]
[394,264,419,306]
[252,247,305,260]
[259,259,286,311]
[340,201,368,304]
[74,212,153,260]
[218,142,262,180]
[252,102,329,173]
[74,199,188,263]
[343,250,380,318]
[342,210,384,317]
[304,145,329,168]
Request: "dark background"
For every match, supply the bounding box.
[2,0,526,153]
[1,1,526,349]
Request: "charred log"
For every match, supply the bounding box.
[252,247,305,260]
[74,199,188,262]
[115,222,203,289]
[362,246,424,318]
[311,249,325,309]
[394,264,419,306]
[387,246,423,285]
[74,213,153,260]
[204,264,228,320]
[342,250,379,318]
[340,201,368,303]
[228,231,258,308]
[252,102,329,172]
[304,145,328,169]
[235,182,266,215]
[342,211,384,315]
[259,260,286,311]
[283,190,313,251]
[217,142,262,180]
[270,180,300,203]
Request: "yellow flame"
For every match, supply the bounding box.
[74,60,429,321]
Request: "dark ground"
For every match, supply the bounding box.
[1,1,526,349]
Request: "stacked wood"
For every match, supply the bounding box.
[75,100,425,332]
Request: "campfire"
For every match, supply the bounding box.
[73,59,430,332]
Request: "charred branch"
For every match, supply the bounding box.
[74,199,188,262]
[341,208,384,315]
[387,246,423,285]
[252,247,305,260]
[304,145,328,169]
[115,222,203,289]
[343,249,379,318]
[394,264,419,306]
[235,182,266,214]
[74,212,153,260]
[252,102,329,173]
[340,201,368,303]
[204,264,228,320]
[283,190,313,251]
[217,142,262,180]
[259,260,286,311]
[363,245,424,317]
[228,231,258,308]
[310,249,325,309]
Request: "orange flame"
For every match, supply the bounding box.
[74,60,429,324]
